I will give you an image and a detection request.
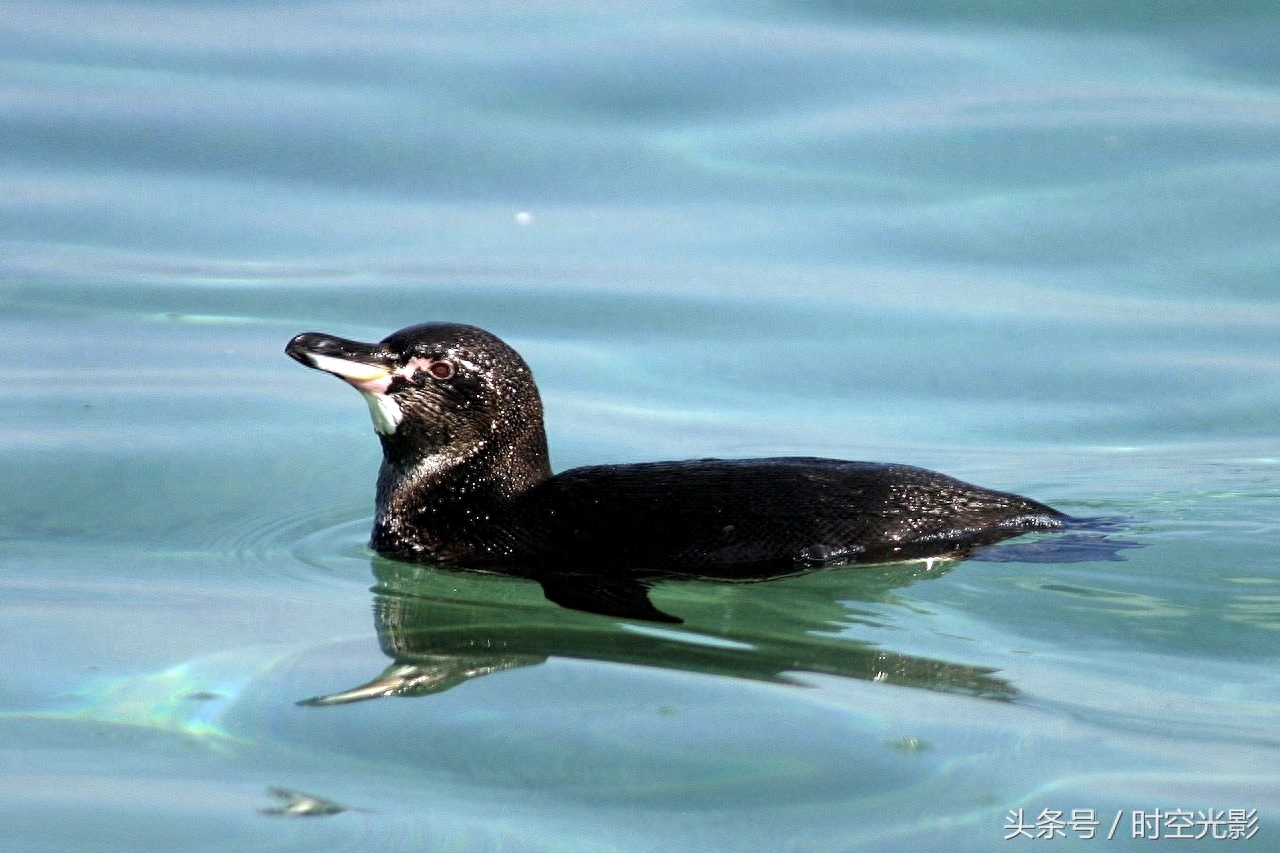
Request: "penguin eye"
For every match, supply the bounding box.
[426,360,455,380]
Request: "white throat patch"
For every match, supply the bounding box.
[361,392,404,435]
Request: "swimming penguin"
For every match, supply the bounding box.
[286,323,1067,585]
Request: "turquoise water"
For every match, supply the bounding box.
[3,3,1279,850]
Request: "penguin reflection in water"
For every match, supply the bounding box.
[287,322,1114,624]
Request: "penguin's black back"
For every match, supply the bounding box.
[513,457,1066,574]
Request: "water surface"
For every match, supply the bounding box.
[3,2,1279,850]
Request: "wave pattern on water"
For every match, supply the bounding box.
[202,501,374,585]
[4,2,1280,851]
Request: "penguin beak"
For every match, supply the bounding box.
[286,333,395,394]
[287,332,407,435]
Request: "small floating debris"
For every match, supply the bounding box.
[259,787,351,818]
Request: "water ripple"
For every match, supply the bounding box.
[204,501,374,585]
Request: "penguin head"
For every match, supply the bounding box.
[287,323,549,482]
